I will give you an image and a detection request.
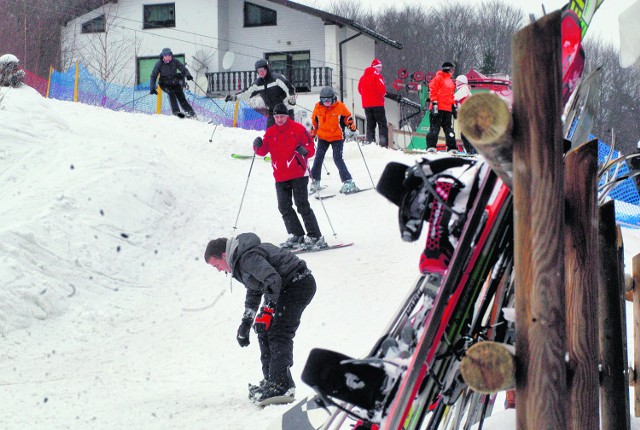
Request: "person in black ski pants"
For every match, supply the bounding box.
[149,47,196,118]
[226,58,296,128]
[204,232,316,404]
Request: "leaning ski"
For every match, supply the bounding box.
[290,243,354,254]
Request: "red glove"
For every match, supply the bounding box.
[254,304,275,334]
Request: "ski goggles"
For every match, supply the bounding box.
[320,97,333,103]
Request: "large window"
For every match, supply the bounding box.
[137,54,185,86]
[81,15,105,34]
[143,3,175,29]
[244,2,276,27]
[266,51,311,92]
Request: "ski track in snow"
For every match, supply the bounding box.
[0,86,639,430]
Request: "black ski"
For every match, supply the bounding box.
[290,243,354,254]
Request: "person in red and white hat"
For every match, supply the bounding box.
[358,58,389,147]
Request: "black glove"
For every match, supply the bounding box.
[431,101,439,116]
[254,304,275,334]
[150,88,158,95]
[295,145,309,157]
[452,104,458,119]
[253,137,263,150]
[186,74,193,81]
[225,94,235,102]
[236,318,252,347]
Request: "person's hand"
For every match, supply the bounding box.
[253,136,263,150]
[295,145,309,157]
[236,318,252,347]
[225,94,236,102]
[186,74,193,81]
[345,129,358,140]
[452,105,458,119]
[150,88,158,95]
[287,95,296,106]
[431,101,439,116]
[253,304,275,334]
[349,123,357,132]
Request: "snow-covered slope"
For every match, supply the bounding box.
[1,86,639,430]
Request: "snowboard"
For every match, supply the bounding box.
[231,153,271,161]
[266,394,331,430]
[254,394,296,407]
[290,242,354,254]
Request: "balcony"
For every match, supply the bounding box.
[205,66,332,96]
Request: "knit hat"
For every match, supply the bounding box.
[441,61,454,71]
[160,48,173,57]
[371,58,382,68]
[273,103,289,115]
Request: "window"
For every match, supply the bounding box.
[244,2,276,27]
[137,54,185,85]
[81,15,105,34]
[143,3,175,29]
[266,51,311,92]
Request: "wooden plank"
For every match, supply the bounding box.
[511,10,567,430]
[598,201,631,430]
[564,140,599,430]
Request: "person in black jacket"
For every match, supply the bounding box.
[204,232,316,404]
[227,58,296,128]
[149,48,196,118]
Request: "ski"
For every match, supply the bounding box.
[563,66,603,150]
[231,153,271,161]
[314,194,335,200]
[314,188,374,200]
[309,185,328,195]
[290,243,354,254]
[341,187,374,195]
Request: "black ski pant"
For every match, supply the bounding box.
[426,111,456,150]
[310,139,352,183]
[257,273,316,382]
[275,176,322,239]
[364,106,389,147]
[160,82,195,116]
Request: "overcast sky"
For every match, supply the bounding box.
[296,0,635,49]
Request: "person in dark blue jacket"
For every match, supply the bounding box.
[204,232,316,405]
[149,48,196,118]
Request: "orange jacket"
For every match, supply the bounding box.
[429,70,456,112]
[310,101,356,142]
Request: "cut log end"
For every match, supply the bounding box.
[458,92,512,146]
[460,341,516,394]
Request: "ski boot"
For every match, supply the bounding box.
[339,179,359,194]
[309,179,322,194]
[252,372,296,406]
[280,234,304,249]
[302,236,328,250]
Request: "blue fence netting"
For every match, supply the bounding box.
[48,63,267,131]
[42,64,640,228]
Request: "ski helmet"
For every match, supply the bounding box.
[319,87,336,103]
[254,59,269,70]
[160,48,173,57]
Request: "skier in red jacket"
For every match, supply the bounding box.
[254,103,327,250]
[427,62,457,151]
[358,58,389,148]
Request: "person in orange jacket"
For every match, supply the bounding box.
[253,103,327,250]
[358,58,388,147]
[427,62,457,151]
[309,87,360,194]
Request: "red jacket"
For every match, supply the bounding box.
[358,67,386,108]
[256,119,315,182]
[429,70,456,112]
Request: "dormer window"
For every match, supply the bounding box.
[244,2,276,27]
[81,15,105,33]
[144,3,175,29]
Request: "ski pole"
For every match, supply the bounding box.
[233,152,257,232]
[192,80,227,114]
[307,165,338,239]
[113,93,149,111]
[355,140,377,188]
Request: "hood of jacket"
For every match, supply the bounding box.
[228,232,261,269]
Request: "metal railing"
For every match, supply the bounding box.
[205,66,332,95]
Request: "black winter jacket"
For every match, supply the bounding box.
[149,58,192,91]
[236,70,295,112]
[229,233,308,311]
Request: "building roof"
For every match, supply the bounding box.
[265,0,403,50]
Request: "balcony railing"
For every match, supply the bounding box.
[205,66,332,95]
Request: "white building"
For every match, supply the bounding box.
[61,0,403,134]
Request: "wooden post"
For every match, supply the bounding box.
[598,201,631,430]
[458,92,513,189]
[511,11,567,430]
[564,140,599,430]
[634,254,640,417]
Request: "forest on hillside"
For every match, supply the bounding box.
[1,0,638,153]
